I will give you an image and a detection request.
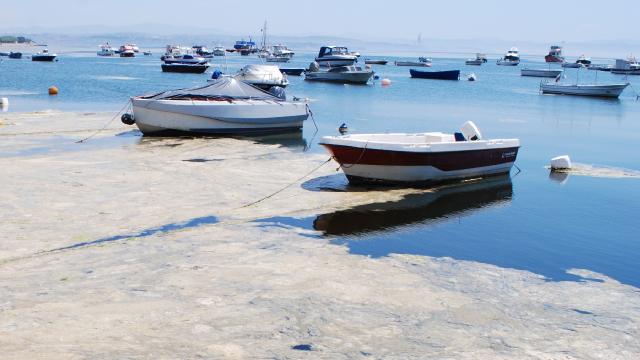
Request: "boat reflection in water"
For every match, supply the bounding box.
[313,175,513,237]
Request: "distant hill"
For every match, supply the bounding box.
[0,35,32,44]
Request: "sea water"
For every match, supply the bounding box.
[2,51,639,286]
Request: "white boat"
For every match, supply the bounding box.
[127,77,309,135]
[31,49,57,62]
[562,62,583,68]
[465,59,483,65]
[541,81,629,98]
[212,45,225,56]
[315,46,358,67]
[119,44,135,57]
[272,44,294,58]
[395,58,432,67]
[130,44,140,53]
[304,64,374,84]
[266,54,290,63]
[576,55,592,66]
[611,57,640,75]
[320,121,520,185]
[521,68,563,77]
[97,44,115,56]
[497,47,520,66]
[163,53,207,65]
[160,45,190,61]
[231,64,289,89]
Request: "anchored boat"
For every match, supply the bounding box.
[540,82,629,98]
[497,47,520,66]
[545,45,564,63]
[231,64,289,89]
[315,46,358,67]
[320,121,520,185]
[521,68,563,77]
[305,64,374,84]
[409,69,460,80]
[127,77,309,136]
[31,49,57,61]
[396,57,432,67]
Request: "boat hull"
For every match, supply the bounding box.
[395,61,431,67]
[497,60,519,66]
[280,68,305,76]
[521,69,563,77]
[465,60,483,65]
[32,55,56,62]
[545,55,564,63]
[410,69,460,80]
[315,55,357,67]
[305,71,373,84]
[161,64,209,73]
[364,60,388,65]
[541,83,629,98]
[131,98,308,135]
[321,143,519,185]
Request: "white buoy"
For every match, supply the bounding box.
[550,155,572,170]
[468,73,477,81]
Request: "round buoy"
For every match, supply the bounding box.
[381,78,392,86]
[48,86,59,95]
[121,113,135,125]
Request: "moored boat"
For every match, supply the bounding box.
[540,82,629,98]
[161,63,210,73]
[280,68,305,76]
[119,45,135,57]
[315,46,358,67]
[213,45,225,56]
[561,62,583,68]
[611,57,640,75]
[304,63,374,84]
[409,69,460,80]
[231,64,289,89]
[126,77,309,136]
[521,68,563,77]
[320,121,520,185]
[31,49,57,61]
[545,45,564,63]
[364,59,388,65]
[497,47,520,66]
[576,55,592,66]
[8,52,22,59]
[266,53,290,63]
[396,58,432,67]
[97,44,115,56]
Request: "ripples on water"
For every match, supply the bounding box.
[2,51,639,286]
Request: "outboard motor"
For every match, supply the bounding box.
[211,69,223,80]
[268,86,286,101]
[308,61,320,72]
[460,121,482,141]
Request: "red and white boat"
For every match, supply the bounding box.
[320,122,520,185]
[545,45,564,63]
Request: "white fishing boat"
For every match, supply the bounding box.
[611,57,640,75]
[541,82,629,98]
[304,63,374,84]
[272,44,294,58]
[315,46,358,67]
[126,77,309,135]
[231,64,289,89]
[320,121,520,185]
[265,53,290,63]
[97,44,115,56]
[212,45,225,56]
[497,47,520,66]
[521,68,563,77]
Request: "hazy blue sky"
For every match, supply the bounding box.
[1,0,636,42]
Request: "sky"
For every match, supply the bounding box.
[1,0,637,44]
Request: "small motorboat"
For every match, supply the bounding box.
[31,49,57,61]
[280,68,305,76]
[465,58,483,66]
[497,47,520,66]
[231,64,289,89]
[266,53,290,63]
[119,45,135,57]
[410,69,460,80]
[395,58,432,67]
[611,57,640,75]
[161,63,209,73]
[97,44,115,56]
[545,45,564,63]
[319,121,520,185]
[364,59,388,65]
[315,46,358,67]
[588,64,612,72]
[143,51,152,56]
[540,82,629,98]
[576,55,592,66]
[8,52,22,59]
[192,45,213,58]
[163,53,206,65]
[521,68,563,78]
[213,45,225,56]
[561,62,583,68]
[271,44,294,59]
[305,63,374,84]
[127,77,309,136]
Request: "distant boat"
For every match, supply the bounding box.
[305,65,374,84]
[545,45,564,63]
[32,49,57,62]
[8,52,22,59]
[364,59,388,65]
[97,44,115,56]
[561,62,583,68]
[541,82,629,98]
[119,45,135,57]
[497,47,520,66]
[143,51,152,56]
[231,64,289,89]
[212,45,225,56]
[0,52,9,56]
[521,68,563,78]
[161,63,209,73]
[319,121,520,185]
[611,57,640,75]
[127,77,309,136]
[193,45,213,58]
[163,53,206,65]
[266,53,290,63]
[315,46,358,67]
[410,69,460,80]
[576,55,592,66]
[280,68,305,76]
[234,38,257,55]
[395,58,431,67]
[465,53,486,65]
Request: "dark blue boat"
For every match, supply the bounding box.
[8,52,22,59]
[409,69,460,80]
[280,68,305,76]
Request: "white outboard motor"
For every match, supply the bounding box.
[460,121,482,141]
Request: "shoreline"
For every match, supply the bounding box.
[0,111,639,358]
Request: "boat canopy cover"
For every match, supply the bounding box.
[140,77,280,101]
[236,64,284,81]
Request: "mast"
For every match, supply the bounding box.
[261,20,268,51]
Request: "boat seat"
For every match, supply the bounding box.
[454,132,466,141]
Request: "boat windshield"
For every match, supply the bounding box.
[140,77,281,101]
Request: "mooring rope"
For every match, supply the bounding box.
[75,100,131,143]
[303,103,319,152]
[238,157,333,209]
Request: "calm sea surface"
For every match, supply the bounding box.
[2,50,639,286]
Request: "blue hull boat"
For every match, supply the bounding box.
[8,52,22,59]
[410,69,460,80]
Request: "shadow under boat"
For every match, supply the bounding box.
[313,175,513,237]
[136,129,308,149]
